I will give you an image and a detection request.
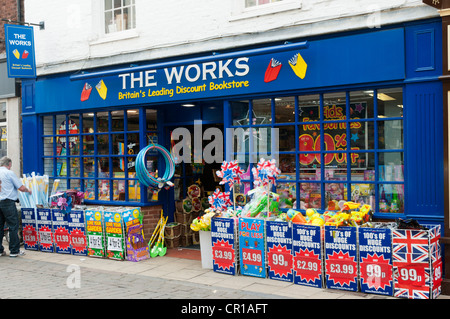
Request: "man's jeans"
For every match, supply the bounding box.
[0,199,20,254]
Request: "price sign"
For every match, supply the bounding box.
[211,217,237,275]
[37,208,54,252]
[52,209,71,254]
[88,235,103,250]
[68,210,88,256]
[239,218,266,278]
[266,221,293,282]
[358,227,393,296]
[324,226,358,291]
[293,224,323,288]
[107,236,123,251]
[21,208,38,251]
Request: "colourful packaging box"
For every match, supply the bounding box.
[123,207,149,262]
[104,209,126,260]
[85,208,106,258]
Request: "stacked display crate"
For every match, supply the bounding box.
[392,224,442,299]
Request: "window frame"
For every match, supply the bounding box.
[41,107,159,206]
[227,87,405,218]
[229,0,303,21]
[103,0,136,35]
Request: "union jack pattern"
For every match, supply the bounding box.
[392,225,442,299]
[252,158,281,187]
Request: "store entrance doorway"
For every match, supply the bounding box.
[164,122,224,249]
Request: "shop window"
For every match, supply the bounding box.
[228,87,404,215]
[104,0,136,34]
[41,108,158,205]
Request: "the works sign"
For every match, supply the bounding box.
[32,28,405,113]
[4,24,36,78]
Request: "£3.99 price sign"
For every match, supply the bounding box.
[212,217,238,275]
[239,218,266,278]
[21,208,38,251]
[324,226,358,292]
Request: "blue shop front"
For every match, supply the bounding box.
[21,18,444,233]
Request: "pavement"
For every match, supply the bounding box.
[0,241,449,302]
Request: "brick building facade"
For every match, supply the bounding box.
[0,0,24,53]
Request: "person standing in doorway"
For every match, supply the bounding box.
[0,157,31,257]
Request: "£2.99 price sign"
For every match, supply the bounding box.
[239,218,266,278]
[293,224,323,288]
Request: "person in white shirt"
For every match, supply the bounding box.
[0,157,31,257]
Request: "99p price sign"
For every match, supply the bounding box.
[358,227,393,296]
[324,226,358,291]
[239,218,266,278]
[266,221,293,282]
[212,217,237,275]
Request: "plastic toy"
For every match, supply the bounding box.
[286,209,307,224]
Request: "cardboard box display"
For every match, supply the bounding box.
[266,220,293,282]
[324,226,358,292]
[68,210,88,256]
[104,209,126,260]
[36,208,54,253]
[21,208,38,251]
[85,208,106,258]
[239,217,266,278]
[358,227,393,296]
[52,209,71,254]
[123,207,149,262]
[211,217,238,276]
[392,224,442,299]
[293,224,323,288]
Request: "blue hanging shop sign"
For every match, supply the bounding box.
[4,24,36,78]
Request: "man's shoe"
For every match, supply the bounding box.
[10,250,25,257]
